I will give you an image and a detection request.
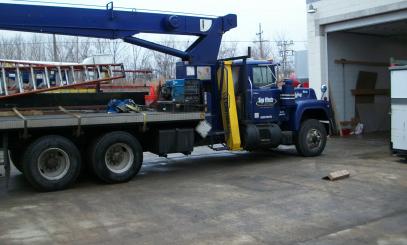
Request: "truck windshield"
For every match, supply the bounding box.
[252,66,276,88]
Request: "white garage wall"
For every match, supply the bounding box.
[308,0,405,19]
[307,0,407,98]
[327,32,407,127]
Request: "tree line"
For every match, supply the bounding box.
[0,32,294,81]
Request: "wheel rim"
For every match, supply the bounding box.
[37,148,71,181]
[104,143,134,174]
[306,128,322,150]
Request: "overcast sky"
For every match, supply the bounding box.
[2,0,308,50]
[110,0,308,44]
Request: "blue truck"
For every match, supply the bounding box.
[0,2,333,191]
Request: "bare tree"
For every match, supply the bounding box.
[58,36,75,62]
[139,50,153,70]
[76,37,92,62]
[108,39,126,63]
[131,45,142,71]
[0,36,16,59]
[152,38,180,80]
[93,39,110,56]
[0,34,182,83]
[123,45,154,84]
[251,39,274,60]
[28,34,47,61]
[218,41,239,59]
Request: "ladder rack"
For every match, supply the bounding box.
[0,60,125,99]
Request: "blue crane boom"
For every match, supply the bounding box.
[0,2,237,64]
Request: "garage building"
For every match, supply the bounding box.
[307,0,407,133]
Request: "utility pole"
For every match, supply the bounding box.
[76,36,79,63]
[256,23,265,59]
[277,40,295,77]
[52,34,58,62]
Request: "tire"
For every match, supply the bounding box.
[295,119,327,157]
[22,135,82,191]
[90,131,143,184]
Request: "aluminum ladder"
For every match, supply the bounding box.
[0,60,126,99]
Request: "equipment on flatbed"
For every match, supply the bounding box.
[158,79,203,112]
[160,79,201,104]
[0,2,333,191]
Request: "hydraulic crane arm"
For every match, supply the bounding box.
[0,2,237,64]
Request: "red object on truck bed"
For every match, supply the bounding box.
[145,86,158,106]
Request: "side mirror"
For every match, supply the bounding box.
[320,84,328,100]
[321,84,328,94]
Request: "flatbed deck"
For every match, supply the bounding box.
[0,110,205,130]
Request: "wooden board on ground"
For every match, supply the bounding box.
[325,170,350,181]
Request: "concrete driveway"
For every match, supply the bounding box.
[0,135,406,245]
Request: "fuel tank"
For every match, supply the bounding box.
[241,123,282,151]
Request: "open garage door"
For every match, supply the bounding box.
[326,19,407,135]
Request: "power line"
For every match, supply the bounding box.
[277,40,295,77]
[0,40,307,45]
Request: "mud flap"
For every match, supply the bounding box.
[1,133,10,189]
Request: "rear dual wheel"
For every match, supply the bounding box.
[89,131,143,184]
[22,135,81,191]
[17,132,142,191]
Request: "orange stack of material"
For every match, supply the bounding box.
[144,85,158,106]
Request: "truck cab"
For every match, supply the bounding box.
[214,59,333,155]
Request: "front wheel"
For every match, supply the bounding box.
[295,119,327,157]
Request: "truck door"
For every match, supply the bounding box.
[246,65,280,123]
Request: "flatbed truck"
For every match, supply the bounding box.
[0,2,333,191]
